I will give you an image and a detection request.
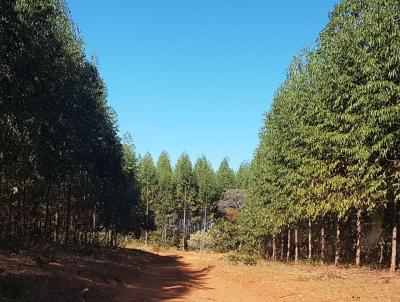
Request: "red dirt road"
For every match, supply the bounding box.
[119,249,400,302]
[1,247,400,301]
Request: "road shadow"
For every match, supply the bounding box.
[0,247,211,302]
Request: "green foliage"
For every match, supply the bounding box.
[226,253,258,266]
[138,153,158,234]
[235,162,251,190]
[209,219,240,252]
[153,151,176,243]
[216,158,236,194]
[0,0,142,247]
[194,156,218,229]
[240,0,400,267]
[187,231,214,251]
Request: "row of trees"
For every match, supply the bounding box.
[240,0,400,271]
[137,151,248,249]
[0,0,142,248]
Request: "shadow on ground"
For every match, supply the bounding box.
[0,248,211,302]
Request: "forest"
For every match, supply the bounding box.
[1,0,400,284]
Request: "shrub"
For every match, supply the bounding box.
[225,253,258,266]
[208,219,240,252]
[187,231,213,251]
[241,254,257,266]
[226,253,240,265]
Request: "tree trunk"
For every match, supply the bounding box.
[145,186,149,246]
[53,212,58,243]
[65,197,71,244]
[391,223,397,272]
[356,210,362,267]
[164,216,168,243]
[272,234,276,260]
[204,200,207,232]
[182,185,187,251]
[308,220,312,259]
[280,233,284,261]
[379,240,385,267]
[287,229,291,261]
[320,226,325,265]
[335,222,341,266]
[294,228,298,263]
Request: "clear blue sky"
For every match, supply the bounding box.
[66,0,337,170]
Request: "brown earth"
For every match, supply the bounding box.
[1,246,400,302]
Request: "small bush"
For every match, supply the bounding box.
[226,253,258,266]
[187,231,213,251]
[227,253,240,265]
[241,254,257,266]
[208,220,240,252]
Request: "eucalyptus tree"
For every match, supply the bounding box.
[194,156,218,231]
[216,158,236,195]
[174,153,196,250]
[236,162,251,190]
[138,153,157,245]
[155,151,175,243]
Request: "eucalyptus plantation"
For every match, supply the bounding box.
[239,0,400,270]
[0,0,143,248]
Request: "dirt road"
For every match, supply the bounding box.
[117,249,400,302]
[1,247,400,302]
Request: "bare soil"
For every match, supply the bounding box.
[1,246,399,302]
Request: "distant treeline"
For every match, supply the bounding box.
[136,151,248,249]
[239,0,400,271]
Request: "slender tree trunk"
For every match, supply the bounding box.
[308,220,312,259]
[272,234,276,260]
[379,240,385,267]
[280,233,284,261]
[93,210,98,245]
[391,223,397,272]
[65,197,71,244]
[287,229,291,261]
[164,216,168,243]
[204,199,207,232]
[320,226,325,265]
[53,212,58,243]
[335,222,341,266]
[294,227,298,263]
[145,186,149,246]
[356,210,362,267]
[182,185,187,251]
